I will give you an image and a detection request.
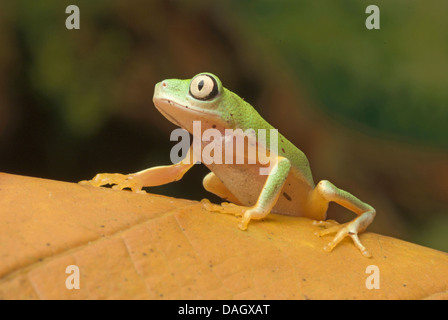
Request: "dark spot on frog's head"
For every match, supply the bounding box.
[282,192,292,201]
[212,124,216,128]
[281,148,285,153]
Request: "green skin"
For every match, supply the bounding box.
[81,72,376,257]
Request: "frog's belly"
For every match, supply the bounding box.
[205,163,313,216]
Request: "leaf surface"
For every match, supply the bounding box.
[0,173,447,299]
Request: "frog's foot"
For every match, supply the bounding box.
[201,199,247,217]
[314,220,371,258]
[79,173,146,194]
[312,219,339,228]
[201,199,259,230]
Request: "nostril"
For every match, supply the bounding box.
[162,81,167,88]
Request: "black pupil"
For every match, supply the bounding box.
[198,80,204,91]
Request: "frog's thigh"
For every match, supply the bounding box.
[307,180,376,257]
[306,180,375,220]
[203,172,242,205]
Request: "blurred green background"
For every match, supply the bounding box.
[0,0,447,251]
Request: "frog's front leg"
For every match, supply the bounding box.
[79,172,146,193]
[203,156,291,230]
[79,146,197,192]
[307,180,376,257]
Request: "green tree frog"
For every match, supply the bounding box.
[80,73,376,257]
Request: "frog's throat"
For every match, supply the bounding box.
[154,98,221,127]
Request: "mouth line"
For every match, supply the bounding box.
[154,97,222,124]
[159,98,217,116]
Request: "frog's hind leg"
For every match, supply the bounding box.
[202,172,242,205]
[306,180,376,258]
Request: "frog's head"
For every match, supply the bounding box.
[153,73,237,134]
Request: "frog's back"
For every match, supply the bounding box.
[270,133,316,216]
[210,89,316,215]
[235,99,315,188]
[230,90,314,183]
[277,131,314,186]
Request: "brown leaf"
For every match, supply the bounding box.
[0,173,447,299]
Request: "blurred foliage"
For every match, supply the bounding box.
[227,0,448,148]
[13,0,128,137]
[6,0,448,147]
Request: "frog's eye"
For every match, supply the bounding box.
[189,74,218,100]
